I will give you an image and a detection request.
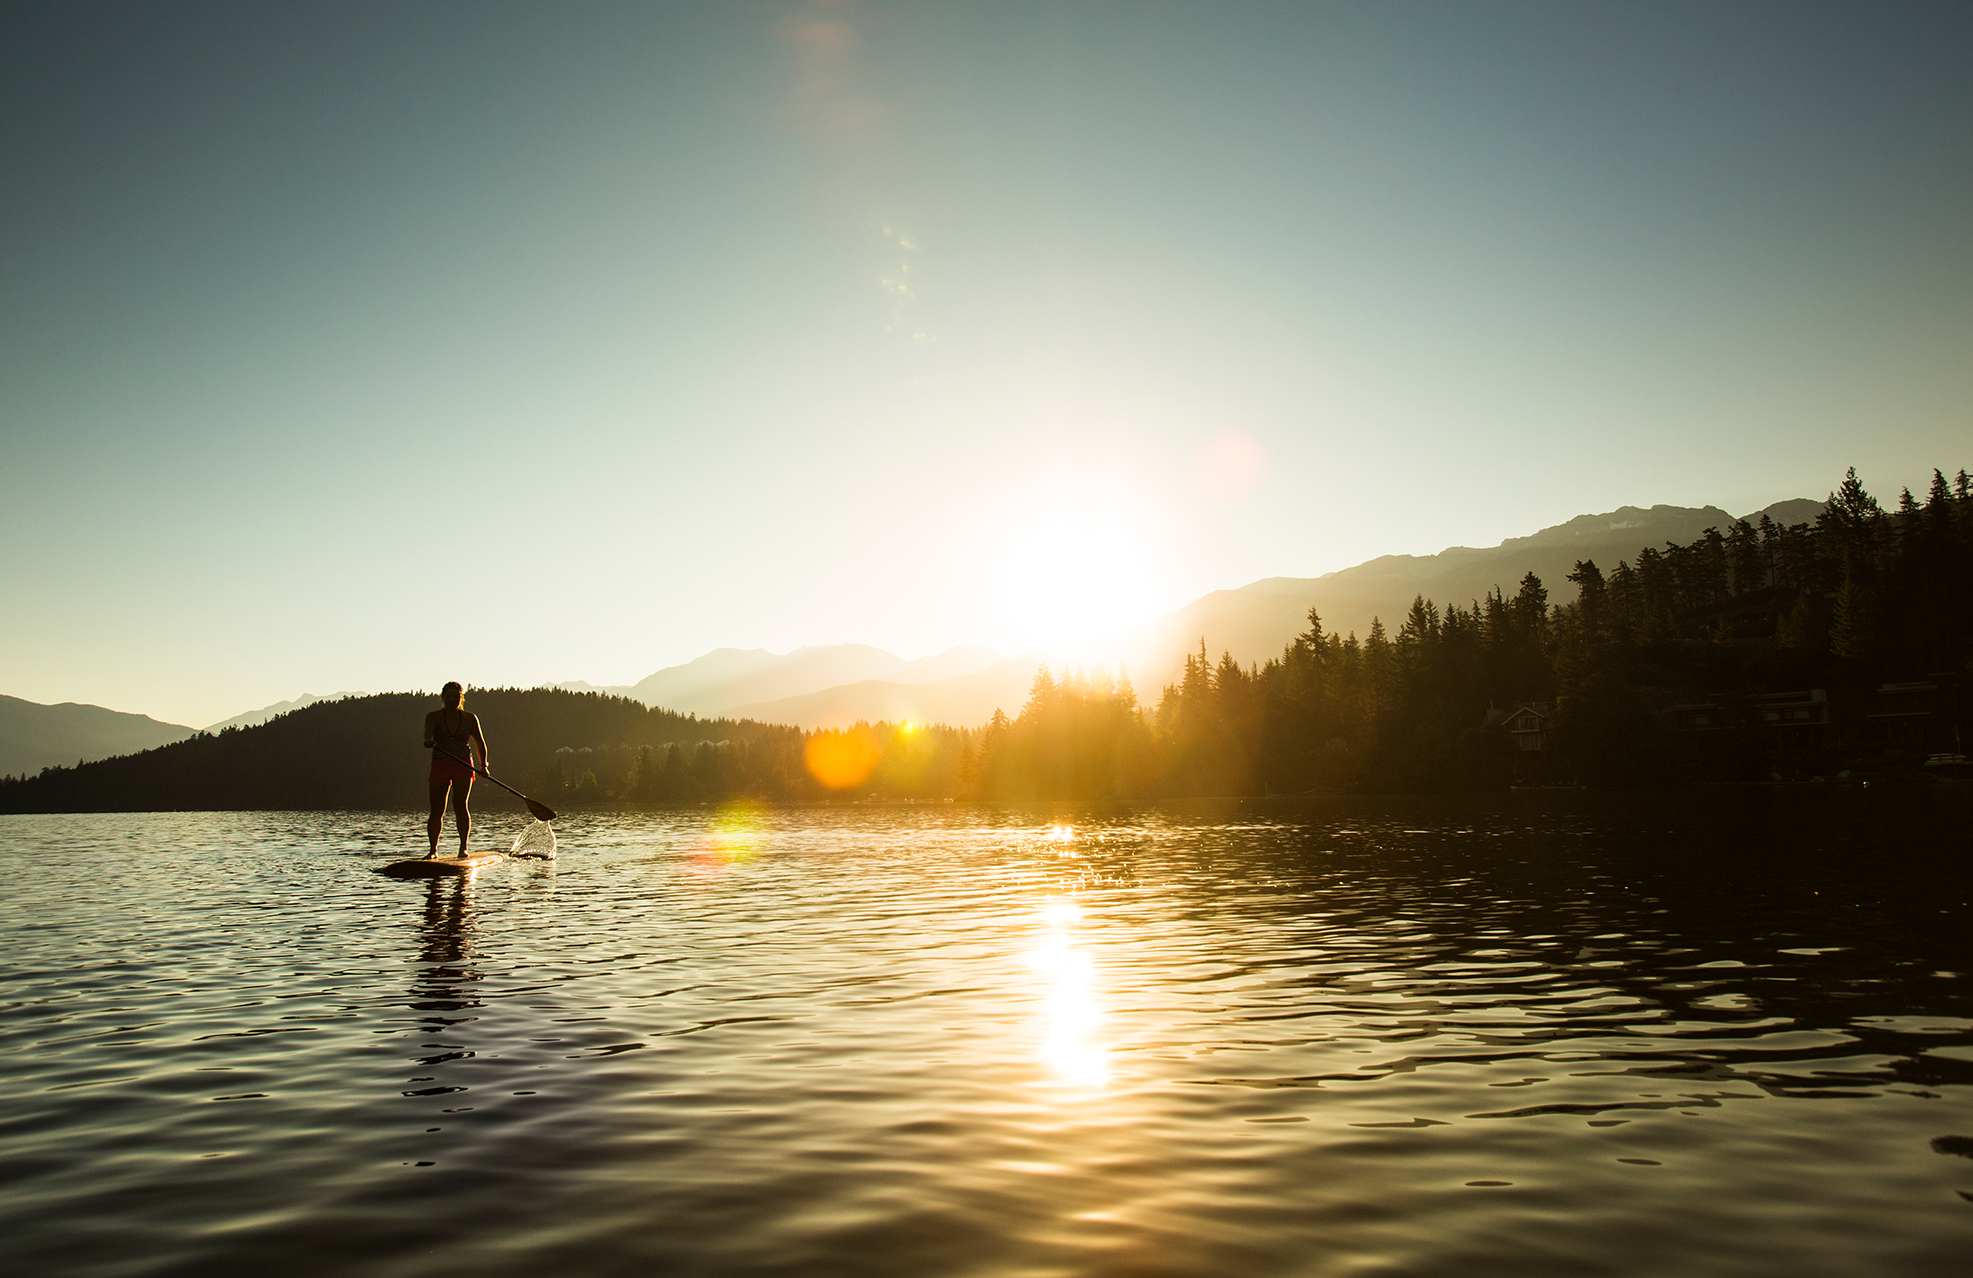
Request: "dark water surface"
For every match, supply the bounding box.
[4,792,1972,1276]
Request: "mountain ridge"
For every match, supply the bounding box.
[614,643,1006,719]
[725,658,1045,731]
[1099,497,1827,695]
[204,692,365,734]
[0,696,197,778]
[719,497,1828,728]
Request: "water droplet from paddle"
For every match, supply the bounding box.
[509,820,557,860]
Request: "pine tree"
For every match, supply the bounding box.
[1566,560,1606,640]
[1829,571,1876,662]
[1362,618,1392,726]
[1513,572,1549,635]
[1725,519,1763,595]
[1023,664,1057,717]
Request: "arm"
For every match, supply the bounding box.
[423,710,437,750]
[469,715,489,773]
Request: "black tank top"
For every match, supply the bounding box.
[432,709,473,761]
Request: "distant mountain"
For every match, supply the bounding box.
[723,498,1830,729]
[728,657,1044,730]
[1104,498,1826,693]
[553,680,634,697]
[622,643,1005,717]
[624,648,789,712]
[0,695,196,777]
[892,645,1008,684]
[204,692,364,734]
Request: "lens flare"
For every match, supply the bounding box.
[692,803,765,870]
[805,728,881,790]
[1200,430,1265,499]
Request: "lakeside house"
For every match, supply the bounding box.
[1489,673,1969,782]
[1869,678,1965,754]
[1484,701,1554,783]
[1664,677,1965,758]
[1667,689,1830,753]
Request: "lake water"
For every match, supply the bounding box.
[3,792,1971,1276]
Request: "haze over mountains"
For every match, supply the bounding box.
[620,497,1828,731]
[555,645,1006,717]
[725,659,1045,732]
[203,693,364,734]
[3,496,1829,768]
[0,696,196,777]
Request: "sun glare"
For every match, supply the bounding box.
[986,497,1166,656]
[1029,890,1109,1089]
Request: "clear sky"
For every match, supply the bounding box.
[3,1,1969,726]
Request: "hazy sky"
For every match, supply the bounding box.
[4,1,1969,725]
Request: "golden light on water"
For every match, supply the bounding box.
[1027,827,1108,1088]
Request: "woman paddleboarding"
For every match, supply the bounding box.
[423,682,488,859]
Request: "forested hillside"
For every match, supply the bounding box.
[0,688,808,812]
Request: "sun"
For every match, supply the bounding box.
[985,495,1166,656]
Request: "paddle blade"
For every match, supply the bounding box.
[526,798,558,822]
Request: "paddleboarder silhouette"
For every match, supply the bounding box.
[423,682,488,859]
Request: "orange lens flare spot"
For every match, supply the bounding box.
[804,729,882,790]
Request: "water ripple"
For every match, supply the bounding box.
[2,793,1971,1275]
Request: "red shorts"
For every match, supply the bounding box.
[429,759,476,786]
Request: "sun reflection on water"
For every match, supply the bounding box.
[1027,828,1108,1088]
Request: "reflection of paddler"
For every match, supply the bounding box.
[422,682,489,860]
[419,878,473,970]
[407,879,482,1039]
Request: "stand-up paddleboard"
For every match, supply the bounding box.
[377,853,507,878]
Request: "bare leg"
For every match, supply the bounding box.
[452,779,473,856]
[427,778,451,857]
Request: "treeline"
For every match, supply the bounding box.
[564,719,974,806]
[969,465,1972,796]
[5,465,1966,812]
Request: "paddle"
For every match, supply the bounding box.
[432,746,558,821]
